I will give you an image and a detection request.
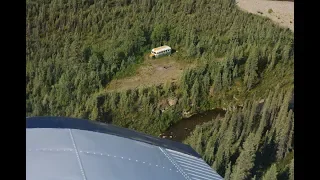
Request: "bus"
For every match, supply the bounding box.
[149,45,172,59]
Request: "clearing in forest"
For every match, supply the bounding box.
[105,54,195,92]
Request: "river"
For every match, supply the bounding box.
[160,108,226,142]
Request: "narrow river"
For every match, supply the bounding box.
[160,108,226,142]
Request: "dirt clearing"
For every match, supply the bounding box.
[105,55,195,92]
[236,0,294,31]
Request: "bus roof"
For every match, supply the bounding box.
[152,45,171,52]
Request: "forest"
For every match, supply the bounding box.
[26,0,294,179]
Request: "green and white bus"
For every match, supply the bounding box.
[149,45,172,59]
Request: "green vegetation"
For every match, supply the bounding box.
[26,0,293,179]
[268,9,274,14]
[185,84,294,179]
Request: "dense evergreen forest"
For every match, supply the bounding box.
[26,0,294,179]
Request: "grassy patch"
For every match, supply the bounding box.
[105,54,196,92]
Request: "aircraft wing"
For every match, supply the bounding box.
[26,116,224,180]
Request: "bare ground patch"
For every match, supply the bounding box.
[236,0,294,31]
[105,55,195,92]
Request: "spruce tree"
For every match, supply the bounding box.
[222,65,228,87]
[233,64,238,79]
[202,72,210,97]
[262,164,278,180]
[244,47,259,90]
[246,100,258,135]
[276,109,293,160]
[213,71,222,92]
[230,133,257,180]
[289,158,294,180]
[214,134,227,173]
[191,78,200,111]
[287,112,294,151]
[224,161,232,180]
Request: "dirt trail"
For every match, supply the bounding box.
[105,55,195,92]
[236,0,294,31]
